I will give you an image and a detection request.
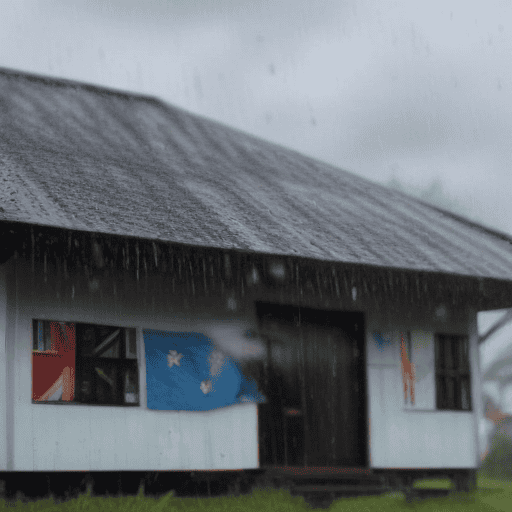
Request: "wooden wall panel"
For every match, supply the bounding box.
[13,306,33,471]
[468,310,483,468]
[366,308,478,469]
[207,403,259,469]
[12,257,260,471]
[8,251,482,471]
[0,262,8,470]
[28,376,259,471]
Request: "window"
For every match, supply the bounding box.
[435,334,471,411]
[32,320,139,406]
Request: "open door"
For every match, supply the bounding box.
[256,303,367,467]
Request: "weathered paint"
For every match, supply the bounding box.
[255,304,366,467]
[0,261,8,469]
[366,307,479,468]
[4,257,16,471]
[10,256,260,471]
[5,223,512,312]
[467,310,484,468]
[3,248,485,473]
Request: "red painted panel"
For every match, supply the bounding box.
[32,322,76,401]
[400,332,415,405]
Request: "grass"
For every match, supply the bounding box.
[1,472,512,512]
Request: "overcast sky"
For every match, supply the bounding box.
[1,0,512,401]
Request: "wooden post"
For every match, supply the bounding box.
[137,476,145,498]
[85,474,93,498]
[117,472,122,497]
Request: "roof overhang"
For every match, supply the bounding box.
[2,221,512,312]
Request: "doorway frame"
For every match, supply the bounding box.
[254,302,369,470]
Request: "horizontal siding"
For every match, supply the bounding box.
[366,310,478,468]
[29,403,257,471]
[0,263,8,470]
[9,254,483,471]
[12,258,260,471]
[367,367,475,467]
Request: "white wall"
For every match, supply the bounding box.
[366,307,479,468]
[8,253,484,471]
[11,257,260,471]
[0,261,9,470]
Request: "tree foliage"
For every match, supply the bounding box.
[480,433,512,481]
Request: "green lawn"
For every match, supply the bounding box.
[1,471,511,511]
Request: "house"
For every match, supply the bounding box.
[1,67,512,501]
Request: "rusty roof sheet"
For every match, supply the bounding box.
[1,67,512,281]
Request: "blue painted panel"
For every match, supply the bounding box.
[143,329,265,411]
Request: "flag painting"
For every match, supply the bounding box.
[143,329,266,411]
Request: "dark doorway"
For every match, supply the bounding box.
[255,303,367,468]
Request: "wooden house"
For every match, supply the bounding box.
[1,67,512,501]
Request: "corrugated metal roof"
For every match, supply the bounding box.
[1,67,512,281]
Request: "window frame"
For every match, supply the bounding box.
[434,333,471,411]
[32,319,140,407]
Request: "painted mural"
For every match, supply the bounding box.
[144,329,266,411]
[32,321,266,410]
[372,330,436,409]
[400,332,415,405]
[32,321,76,401]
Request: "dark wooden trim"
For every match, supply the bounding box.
[255,302,367,468]
[435,333,472,411]
[4,221,512,312]
[261,466,373,477]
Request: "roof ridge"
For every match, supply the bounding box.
[0,67,511,289]
[0,66,161,103]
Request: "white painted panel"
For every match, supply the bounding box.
[369,386,476,467]
[33,406,91,470]
[468,311,483,467]
[13,313,33,471]
[0,264,7,469]
[208,403,258,469]
[13,257,261,471]
[179,411,208,469]
[150,412,180,470]
[367,367,388,466]
[367,330,398,366]
[124,410,154,469]
[381,412,475,467]
[368,316,478,469]
[29,393,258,471]
[88,408,133,471]
[231,403,258,468]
